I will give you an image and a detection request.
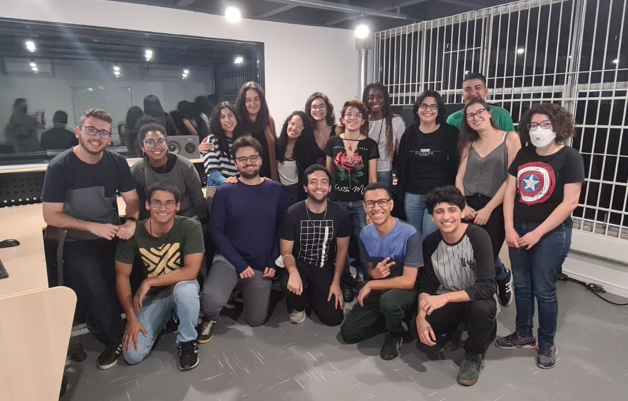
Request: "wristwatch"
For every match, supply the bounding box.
[126,216,138,224]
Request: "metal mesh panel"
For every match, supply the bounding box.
[372,0,628,240]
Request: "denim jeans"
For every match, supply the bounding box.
[377,171,392,187]
[281,184,299,206]
[335,200,367,276]
[124,280,200,365]
[403,193,438,241]
[509,218,572,348]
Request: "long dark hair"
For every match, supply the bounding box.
[125,106,144,133]
[177,100,209,139]
[458,97,499,155]
[304,92,336,127]
[143,95,167,126]
[209,102,245,160]
[194,95,213,117]
[362,82,394,159]
[276,111,316,163]
[338,100,370,137]
[236,81,270,133]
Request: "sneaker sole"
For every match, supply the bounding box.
[495,341,537,350]
[97,359,118,370]
[179,358,200,371]
[535,346,558,369]
[197,334,213,344]
[290,315,307,324]
[457,377,479,386]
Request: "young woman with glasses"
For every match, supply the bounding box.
[304,92,342,167]
[496,104,584,369]
[456,97,521,308]
[236,82,279,181]
[396,90,459,240]
[276,111,318,205]
[130,116,208,224]
[362,83,406,186]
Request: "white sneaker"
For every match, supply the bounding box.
[289,309,307,324]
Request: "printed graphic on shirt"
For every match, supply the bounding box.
[140,243,182,277]
[517,161,556,205]
[299,219,335,268]
[334,151,365,188]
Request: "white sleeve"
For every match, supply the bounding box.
[393,116,406,143]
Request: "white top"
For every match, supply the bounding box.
[277,159,299,186]
[368,116,406,172]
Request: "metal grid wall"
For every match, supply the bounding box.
[372,0,628,240]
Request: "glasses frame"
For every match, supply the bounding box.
[143,138,167,148]
[528,120,553,131]
[235,155,261,164]
[364,199,391,209]
[81,125,112,139]
[465,108,487,121]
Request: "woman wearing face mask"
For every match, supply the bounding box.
[456,98,521,308]
[496,104,584,370]
[362,83,406,186]
[276,111,317,205]
[397,90,459,240]
[131,116,208,224]
[236,82,278,181]
[305,92,342,166]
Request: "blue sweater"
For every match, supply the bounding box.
[210,180,285,274]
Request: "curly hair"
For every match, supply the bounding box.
[412,90,447,124]
[236,81,270,133]
[338,99,370,137]
[209,102,245,161]
[362,82,394,159]
[425,185,466,215]
[305,92,336,127]
[518,103,575,146]
[276,111,316,163]
[458,98,499,155]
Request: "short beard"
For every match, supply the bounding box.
[239,167,260,180]
[306,192,327,205]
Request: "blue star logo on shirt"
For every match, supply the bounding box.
[522,174,540,192]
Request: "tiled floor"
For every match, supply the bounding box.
[63,280,628,401]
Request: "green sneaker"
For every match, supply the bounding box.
[457,353,483,386]
[536,345,558,369]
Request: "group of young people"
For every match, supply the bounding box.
[41,73,584,387]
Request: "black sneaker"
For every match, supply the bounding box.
[380,332,403,360]
[536,345,558,369]
[97,344,122,370]
[165,311,179,334]
[495,332,537,349]
[341,281,354,303]
[457,353,483,386]
[223,292,236,310]
[498,269,515,307]
[178,340,199,371]
[197,320,215,344]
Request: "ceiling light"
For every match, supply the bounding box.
[145,49,153,61]
[113,65,120,72]
[25,40,36,52]
[32,67,38,72]
[517,48,525,55]
[355,25,370,39]
[30,62,36,68]
[465,70,469,74]
[225,7,241,23]
[234,56,244,64]
[612,59,619,64]
[183,69,189,74]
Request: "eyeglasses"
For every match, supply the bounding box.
[528,120,552,130]
[235,155,261,163]
[150,200,177,209]
[364,199,391,209]
[289,121,304,131]
[465,108,487,120]
[144,138,167,148]
[344,112,363,120]
[419,104,438,111]
[311,104,327,111]
[81,126,112,139]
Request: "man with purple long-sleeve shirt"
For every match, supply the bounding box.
[198,136,284,343]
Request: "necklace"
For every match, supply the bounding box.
[342,133,362,151]
[305,200,327,225]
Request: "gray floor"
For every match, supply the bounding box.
[63,281,628,401]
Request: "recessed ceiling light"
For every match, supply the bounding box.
[113,66,120,71]
[355,25,370,39]
[225,7,241,23]
[25,40,36,52]
[612,59,619,64]
[517,48,525,54]
[30,62,36,67]
[183,69,189,74]
[234,56,244,64]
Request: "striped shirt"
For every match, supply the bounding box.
[203,135,238,181]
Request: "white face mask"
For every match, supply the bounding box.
[529,127,556,148]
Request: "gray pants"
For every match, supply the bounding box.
[201,254,272,327]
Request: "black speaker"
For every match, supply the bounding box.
[167,136,200,159]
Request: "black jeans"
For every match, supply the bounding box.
[280,263,344,326]
[415,299,497,356]
[64,238,125,347]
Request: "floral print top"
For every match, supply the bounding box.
[325,135,379,202]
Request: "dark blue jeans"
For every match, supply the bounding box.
[64,238,125,347]
[281,184,299,206]
[510,218,572,348]
[335,200,366,276]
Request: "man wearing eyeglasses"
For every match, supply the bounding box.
[340,182,423,361]
[198,136,285,342]
[446,72,515,131]
[42,108,140,370]
[115,183,205,371]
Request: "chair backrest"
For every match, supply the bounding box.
[43,225,67,287]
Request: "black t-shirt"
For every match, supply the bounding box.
[312,124,337,167]
[399,122,459,195]
[508,145,585,222]
[41,149,136,239]
[40,127,78,151]
[325,135,379,202]
[280,200,351,270]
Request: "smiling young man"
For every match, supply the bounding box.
[279,164,351,325]
[446,73,515,131]
[42,108,140,370]
[114,183,205,371]
[416,186,497,386]
[340,183,423,361]
[199,136,285,341]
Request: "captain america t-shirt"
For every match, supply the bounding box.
[508,145,584,222]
